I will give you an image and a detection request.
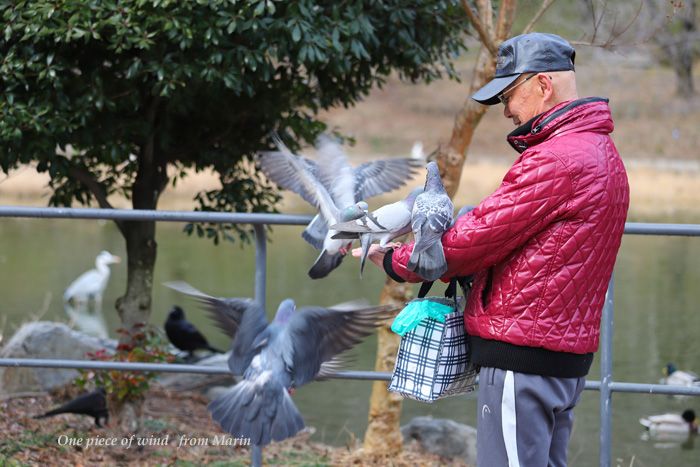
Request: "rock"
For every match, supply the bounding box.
[157,353,236,392]
[0,321,117,395]
[401,416,477,464]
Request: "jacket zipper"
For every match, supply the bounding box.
[531,97,609,135]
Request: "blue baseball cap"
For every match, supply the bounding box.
[472,33,576,105]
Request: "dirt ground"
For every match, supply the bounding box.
[0,386,468,466]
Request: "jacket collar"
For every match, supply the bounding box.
[507,97,612,153]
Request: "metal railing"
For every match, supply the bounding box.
[1,206,699,467]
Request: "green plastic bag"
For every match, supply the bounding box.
[391,298,455,336]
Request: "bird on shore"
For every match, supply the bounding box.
[640,409,698,436]
[164,280,396,446]
[164,305,223,359]
[331,187,423,276]
[63,250,121,308]
[258,133,422,279]
[407,161,454,281]
[34,388,108,427]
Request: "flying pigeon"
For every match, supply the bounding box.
[407,161,454,281]
[331,187,424,276]
[164,280,396,447]
[164,305,223,358]
[34,387,109,427]
[258,133,422,278]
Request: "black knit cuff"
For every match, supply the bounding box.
[383,248,406,283]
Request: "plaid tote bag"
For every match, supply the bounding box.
[388,279,478,403]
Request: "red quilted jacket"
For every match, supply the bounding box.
[390,97,629,359]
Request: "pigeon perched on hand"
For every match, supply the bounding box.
[34,387,108,427]
[165,305,223,358]
[331,187,424,276]
[407,161,454,281]
[164,280,396,447]
[258,133,421,279]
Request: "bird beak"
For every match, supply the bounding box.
[113,256,122,264]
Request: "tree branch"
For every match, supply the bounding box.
[522,0,557,34]
[68,165,125,235]
[572,0,646,49]
[495,0,518,43]
[461,0,498,56]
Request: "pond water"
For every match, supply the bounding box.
[1,218,699,466]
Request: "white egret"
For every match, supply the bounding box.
[63,250,121,309]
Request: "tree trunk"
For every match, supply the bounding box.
[116,218,158,331]
[116,101,166,334]
[673,0,696,97]
[362,279,414,455]
[648,0,696,97]
[361,0,518,455]
[112,115,167,430]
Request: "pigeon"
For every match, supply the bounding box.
[164,280,396,447]
[331,187,424,275]
[34,388,109,427]
[63,250,121,307]
[407,161,454,281]
[164,305,223,358]
[258,133,422,278]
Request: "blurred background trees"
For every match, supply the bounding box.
[0,0,466,332]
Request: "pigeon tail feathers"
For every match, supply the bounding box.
[359,234,372,277]
[208,380,304,447]
[407,240,447,282]
[308,250,344,279]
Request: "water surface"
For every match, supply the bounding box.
[1,219,699,466]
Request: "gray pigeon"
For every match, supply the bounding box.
[407,162,454,281]
[331,187,424,276]
[164,281,396,447]
[258,134,422,279]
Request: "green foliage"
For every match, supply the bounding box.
[74,323,174,403]
[0,1,465,244]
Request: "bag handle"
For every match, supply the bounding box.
[417,275,473,309]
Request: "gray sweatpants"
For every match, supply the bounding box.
[476,367,586,467]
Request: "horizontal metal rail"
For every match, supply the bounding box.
[2,206,700,237]
[2,358,699,396]
[0,206,313,225]
[0,358,392,381]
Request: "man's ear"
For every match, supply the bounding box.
[538,74,554,99]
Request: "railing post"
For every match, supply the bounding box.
[599,274,615,467]
[253,224,267,309]
[252,224,267,467]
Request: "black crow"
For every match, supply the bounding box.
[34,388,109,427]
[165,305,223,357]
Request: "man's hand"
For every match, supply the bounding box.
[351,242,403,270]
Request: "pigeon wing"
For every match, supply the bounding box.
[301,214,328,250]
[258,136,340,223]
[427,195,454,233]
[353,158,422,201]
[229,300,270,375]
[166,280,270,375]
[314,135,356,208]
[163,281,252,339]
[285,304,396,386]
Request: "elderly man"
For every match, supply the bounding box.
[359,33,630,466]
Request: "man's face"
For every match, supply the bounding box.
[500,73,547,126]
